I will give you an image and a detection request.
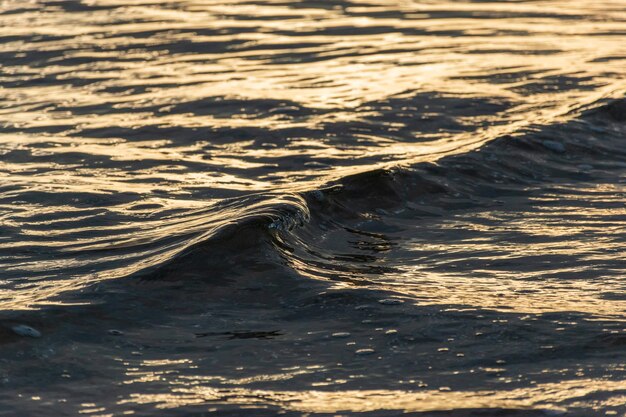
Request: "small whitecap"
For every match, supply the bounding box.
[355,348,375,355]
[11,325,41,338]
[378,298,404,305]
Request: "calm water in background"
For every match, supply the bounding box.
[0,0,625,415]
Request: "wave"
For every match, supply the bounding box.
[130,98,625,289]
[1,97,623,312]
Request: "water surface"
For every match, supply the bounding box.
[1,0,625,415]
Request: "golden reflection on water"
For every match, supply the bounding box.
[2,0,625,180]
[118,376,626,413]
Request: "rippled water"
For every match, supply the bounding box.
[1,0,625,415]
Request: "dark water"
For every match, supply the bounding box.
[1,0,626,415]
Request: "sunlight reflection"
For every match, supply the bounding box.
[118,376,626,413]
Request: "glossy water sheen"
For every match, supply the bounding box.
[0,0,625,415]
